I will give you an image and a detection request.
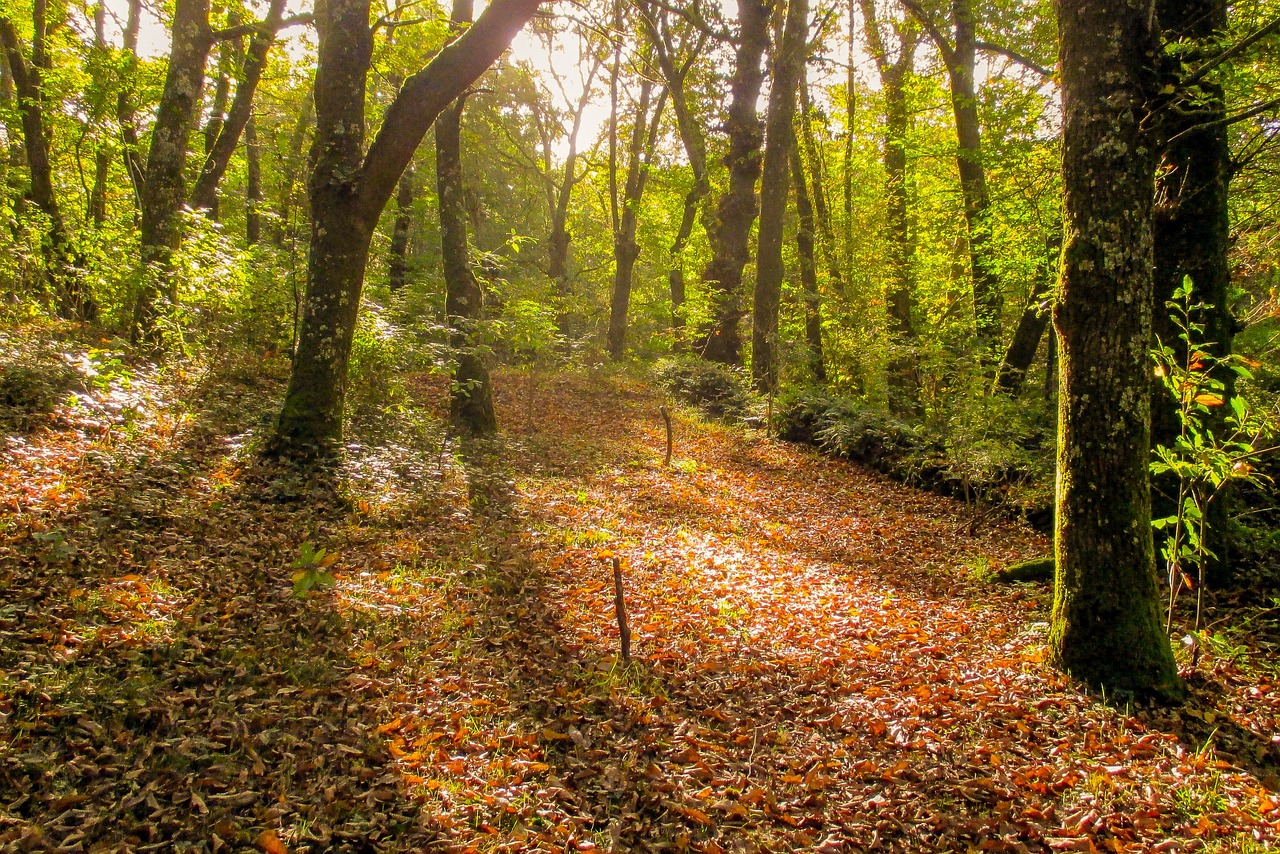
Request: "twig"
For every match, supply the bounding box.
[660,405,673,466]
[612,556,631,664]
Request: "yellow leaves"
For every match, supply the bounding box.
[669,803,714,826]
[376,717,404,734]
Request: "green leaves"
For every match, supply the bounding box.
[290,541,337,598]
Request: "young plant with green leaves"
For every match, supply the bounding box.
[1151,278,1280,634]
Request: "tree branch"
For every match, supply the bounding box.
[1183,15,1280,89]
[975,39,1052,78]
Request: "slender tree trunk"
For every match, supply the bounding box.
[861,1,920,414]
[272,89,313,246]
[437,0,496,435]
[1048,0,1182,700]
[994,232,1059,395]
[1151,0,1234,586]
[607,77,666,360]
[798,84,845,297]
[131,0,214,342]
[645,11,710,347]
[89,2,110,228]
[697,0,771,365]
[0,15,94,320]
[190,0,288,214]
[116,0,144,213]
[273,0,542,454]
[388,167,414,292]
[245,113,261,244]
[791,139,825,382]
[753,0,808,391]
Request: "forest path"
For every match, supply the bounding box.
[1,360,1276,853]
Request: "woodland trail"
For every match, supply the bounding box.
[1,361,1277,852]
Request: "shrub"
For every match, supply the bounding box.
[655,357,754,419]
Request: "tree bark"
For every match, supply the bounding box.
[797,83,845,298]
[791,138,825,382]
[1151,0,1234,586]
[388,167,415,292]
[861,1,920,415]
[245,112,262,244]
[273,0,542,454]
[905,0,1002,350]
[190,0,288,214]
[994,233,1059,395]
[696,0,771,365]
[0,14,95,321]
[607,75,666,360]
[131,0,215,342]
[271,87,312,246]
[1048,0,1183,700]
[437,0,497,435]
[644,9,710,347]
[752,0,808,392]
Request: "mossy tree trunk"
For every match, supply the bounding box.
[696,0,771,366]
[1048,0,1183,701]
[791,137,825,382]
[272,0,541,455]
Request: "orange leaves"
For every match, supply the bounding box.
[257,830,288,854]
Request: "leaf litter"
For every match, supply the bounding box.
[0,355,1276,852]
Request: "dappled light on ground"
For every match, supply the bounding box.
[1,361,1277,851]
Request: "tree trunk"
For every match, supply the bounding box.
[437,0,497,435]
[245,113,261,244]
[271,88,313,246]
[861,1,920,415]
[696,0,771,365]
[0,14,95,321]
[607,76,666,360]
[131,0,214,342]
[994,233,1059,395]
[116,0,145,213]
[89,2,110,228]
[388,167,414,292]
[1048,0,1182,701]
[752,0,808,392]
[798,83,845,297]
[1151,0,1234,586]
[791,138,825,382]
[272,0,542,454]
[645,10,710,347]
[190,0,288,214]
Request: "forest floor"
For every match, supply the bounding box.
[2,334,1279,852]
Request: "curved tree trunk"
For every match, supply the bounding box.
[190,0,288,214]
[696,0,771,365]
[388,167,415,292]
[1048,0,1182,701]
[272,0,542,454]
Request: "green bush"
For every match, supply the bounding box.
[655,357,754,419]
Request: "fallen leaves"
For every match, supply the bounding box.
[0,358,1277,852]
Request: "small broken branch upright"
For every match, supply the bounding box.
[612,556,631,664]
[660,405,673,466]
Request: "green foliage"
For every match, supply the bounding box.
[654,357,754,419]
[291,541,337,598]
[1151,279,1280,631]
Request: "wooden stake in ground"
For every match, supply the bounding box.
[612,556,631,664]
[660,405,673,467]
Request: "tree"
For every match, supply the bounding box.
[1048,0,1183,700]
[437,0,498,435]
[859,0,921,414]
[752,0,809,392]
[606,43,667,360]
[271,0,543,455]
[0,8,95,320]
[696,0,771,365]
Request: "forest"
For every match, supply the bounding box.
[1,0,1279,848]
